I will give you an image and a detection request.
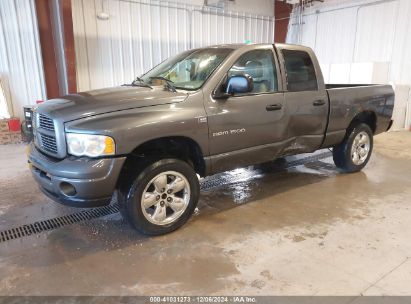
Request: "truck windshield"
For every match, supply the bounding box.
[141,48,232,90]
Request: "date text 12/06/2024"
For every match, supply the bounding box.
[149,296,257,303]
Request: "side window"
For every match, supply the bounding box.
[282,50,318,92]
[228,49,278,94]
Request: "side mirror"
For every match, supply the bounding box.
[213,74,253,99]
[226,74,253,95]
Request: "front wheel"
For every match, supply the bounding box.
[118,158,200,235]
[333,123,373,173]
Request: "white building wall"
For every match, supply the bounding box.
[287,0,411,67]
[286,0,411,129]
[0,0,46,119]
[168,0,275,17]
[71,0,275,92]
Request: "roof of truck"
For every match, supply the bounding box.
[207,43,271,49]
[202,43,309,51]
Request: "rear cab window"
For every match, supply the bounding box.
[281,50,318,92]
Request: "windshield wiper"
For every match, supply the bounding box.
[149,76,177,92]
[122,77,152,88]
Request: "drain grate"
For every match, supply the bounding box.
[0,204,119,243]
[283,151,332,168]
[200,151,332,190]
[0,151,332,243]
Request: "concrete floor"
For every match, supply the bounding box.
[0,131,410,296]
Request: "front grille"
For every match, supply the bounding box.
[39,133,58,153]
[34,112,62,157]
[38,113,54,131]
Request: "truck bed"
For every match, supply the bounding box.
[325,84,382,89]
[321,84,395,148]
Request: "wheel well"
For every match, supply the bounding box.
[349,111,377,133]
[122,136,206,177]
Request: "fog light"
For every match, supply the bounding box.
[60,182,77,197]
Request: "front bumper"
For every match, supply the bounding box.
[28,143,126,208]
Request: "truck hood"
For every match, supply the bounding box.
[36,86,188,122]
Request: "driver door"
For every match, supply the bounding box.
[205,47,287,173]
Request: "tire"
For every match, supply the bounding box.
[333,123,373,173]
[118,158,200,235]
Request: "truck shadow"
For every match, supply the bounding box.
[6,156,395,271]
[18,158,367,262]
[197,159,339,214]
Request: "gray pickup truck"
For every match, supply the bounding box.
[28,43,394,235]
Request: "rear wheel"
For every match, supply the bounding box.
[118,158,200,235]
[333,123,373,173]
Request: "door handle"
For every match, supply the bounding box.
[313,99,326,106]
[266,104,282,111]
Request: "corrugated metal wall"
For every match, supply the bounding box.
[287,0,411,129]
[287,0,411,86]
[287,0,411,67]
[72,0,275,92]
[0,0,46,119]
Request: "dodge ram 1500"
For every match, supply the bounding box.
[28,43,394,235]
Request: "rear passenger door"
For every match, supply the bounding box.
[278,47,328,154]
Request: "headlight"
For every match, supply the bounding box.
[66,133,115,157]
